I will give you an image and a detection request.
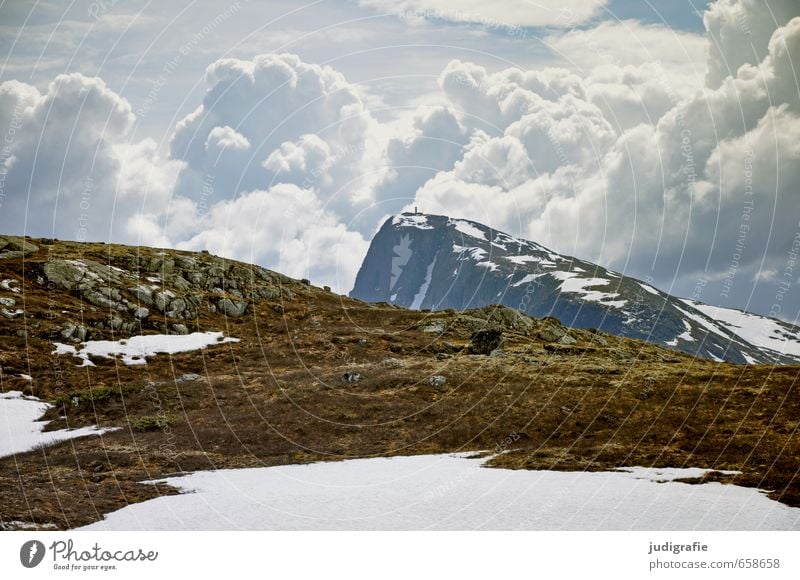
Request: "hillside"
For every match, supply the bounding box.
[351,213,800,364]
[1,234,799,530]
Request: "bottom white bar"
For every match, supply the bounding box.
[1,531,798,579]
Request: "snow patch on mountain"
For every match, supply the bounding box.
[410,258,437,310]
[666,320,695,346]
[450,219,488,241]
[393,214,433,229]
[639,283,660,296]
[684,300,800,358]
[551,271,627,309]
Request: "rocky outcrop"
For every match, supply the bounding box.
[469,329,504,355]
[0,240,304,342]
[0,236,39,260]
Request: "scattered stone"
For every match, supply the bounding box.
[341,371,362,383]
[468,305,534,334]
[0,297,15,307]
[427,375,447,388]
[537,320,566,342]
[218,298,248,317]
[272,304,284,314]
[60,324,74,339]
[469,329,504,355]
[558,334,577,345]
[0,236,39,259]
[172,324,189,335]
[420,322,445,333]
[154,290,176,312]
[380,358,404,368]
[357,338,368,345]
[323,286,331,292]
[133,307,150,319]
[131,284,155,306]
[177,373,201,382]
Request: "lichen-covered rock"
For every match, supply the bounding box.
[171,323,189,335]
[0,236,39,259]
[537,319,567,342]
[133,307,150,319]
[427,375,447,388]
[469,329,504,355]
[469,305,534,334]
[218,298,248,317]
[131,285,155,306]
[43,260,86,290]
[154,290,176,312]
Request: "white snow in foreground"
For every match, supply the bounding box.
[0,391,114,458]
[81,454,799,531]
[53,332,239,366]
[551,271,627,309]
[684,300,800,357]
[451,219,488,241]
[393,214,433,229]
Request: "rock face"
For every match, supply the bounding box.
[351,213,800,364]
[0,239,300,343]
[0,236,38,260]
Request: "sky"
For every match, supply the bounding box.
[0,0,799,324]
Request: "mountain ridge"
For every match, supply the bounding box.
[351,213,800,365]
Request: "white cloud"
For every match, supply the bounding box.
[2,0,799,318]
[0,74,154,242]
[170,53,380,205]
[704,0,800,88]
[360,0,607,28]
[176,184,368,292]
[206,126,251,153]
[410,11,800,318]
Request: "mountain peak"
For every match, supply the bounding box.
[352,214,800,364]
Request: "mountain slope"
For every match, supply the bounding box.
[351,213,800,364]
[1,234,800,529]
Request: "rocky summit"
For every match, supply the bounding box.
[351,213,800,364]
[1,235,799,530]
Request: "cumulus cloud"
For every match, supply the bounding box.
[360,0,607,28]
[704,0,800,88]
[410,9,800,319]
[2,0,799,316]
[176,184,368,291]
[0,59,370,292]
[170,53,380,205]
[373,106,470,204]
[0,73,182,242]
